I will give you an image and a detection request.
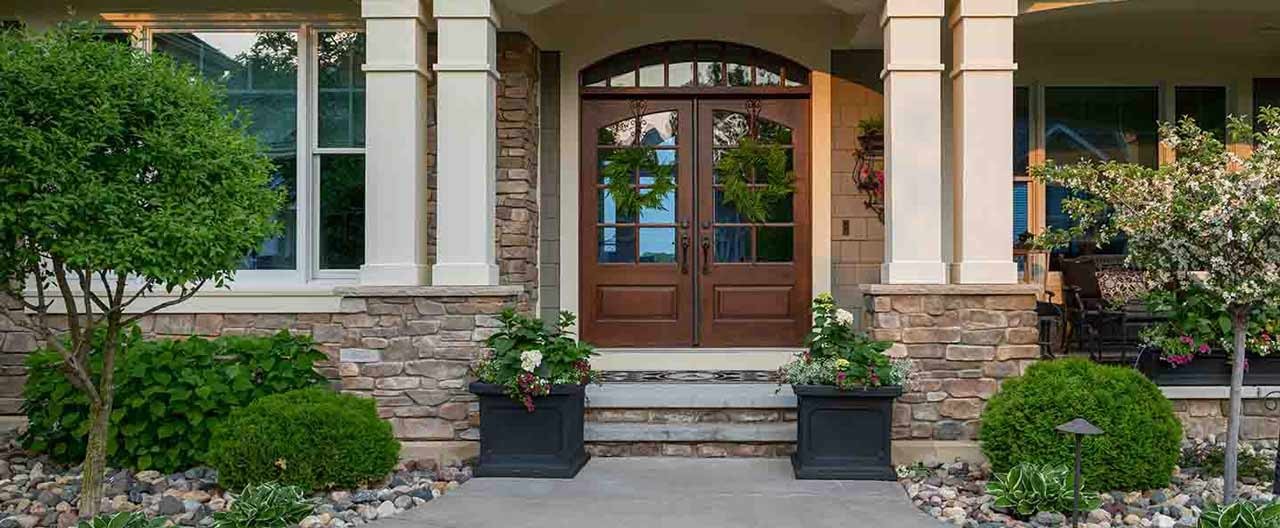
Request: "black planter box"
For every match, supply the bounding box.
[469,382,590,478]
[1139,350,1280,386]
[791,384,903,480]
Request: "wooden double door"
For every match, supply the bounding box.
[580,97,811,348]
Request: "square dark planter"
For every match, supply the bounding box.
[1139,350,1280,386]
[469,382,590,478]
[791,384,903,480]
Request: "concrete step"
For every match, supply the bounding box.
[584,381,797,446]
[586,383,795,409]
[592,348,801,371]
[586,421,795,443]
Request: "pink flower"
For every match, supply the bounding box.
[1198,344,1211,354]
[1179,335,1195,345]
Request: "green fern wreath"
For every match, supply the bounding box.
[717,137,794,223]
[601,147,675,218]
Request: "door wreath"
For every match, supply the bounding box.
[600,147,675,219]
[716,136,794,223]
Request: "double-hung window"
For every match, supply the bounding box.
[143,26,366,287]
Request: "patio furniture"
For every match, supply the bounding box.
[1059,256,1128,362]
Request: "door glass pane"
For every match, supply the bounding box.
[155,31,299,270]
[1175,86,1227,142]
[638,228,676,263]
[598,227,636,263]
[597,149,628,183]
[696,42,723,86]
[715,227,751,263]
[669,43,696,87]
[638,188,676,224]
[764,196,793,223]
[757,227,793,262]
[319,154,365,269]
[639,150,676,184]
[714,189,744,223]
[758,119,793,145]
[318,32,366,148]
[1014,87,1030,176]
[639,112,679,146]
[1254,79,1280,135]
[638,53,664,87]
[598,189,637,223]
[725,44,752,87]
[712,111,749,147]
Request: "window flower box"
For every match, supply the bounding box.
[1138,350,1280,386]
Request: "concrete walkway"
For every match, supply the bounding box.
[373,458,944,528]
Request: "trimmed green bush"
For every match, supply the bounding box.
[980,358,1182,491]
[208,387,400,491]
[21,331,326,472]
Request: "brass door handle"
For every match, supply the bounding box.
[680,234,691,274]
[701,236,711,274]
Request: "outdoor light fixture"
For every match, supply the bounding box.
[1056,418,1104,528]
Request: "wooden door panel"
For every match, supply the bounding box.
[580,99,695,347]
[696,99,811,347]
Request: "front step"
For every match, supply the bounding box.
[584,379,798,457]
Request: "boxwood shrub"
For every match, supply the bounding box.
[207,387,400,491]
[21,330,326,472]
[980,358,1182,491]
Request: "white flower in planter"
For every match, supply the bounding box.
[835,308,855,327]
[520,349,543,373]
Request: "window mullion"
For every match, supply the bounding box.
[296,24,315,283]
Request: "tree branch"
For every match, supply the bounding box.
[122,279,206,326]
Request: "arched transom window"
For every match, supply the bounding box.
[581,41,809,91]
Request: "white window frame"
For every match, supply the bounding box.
[133,23,366,289]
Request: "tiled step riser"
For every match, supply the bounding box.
[587,442,795,458]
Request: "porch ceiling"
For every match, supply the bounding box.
[1019,0,1280,57]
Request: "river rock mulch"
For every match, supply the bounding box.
[0,431,472,528]
[899,451,1277,528]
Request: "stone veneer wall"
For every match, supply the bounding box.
[584,408,796,458]
[862,285,1043,443]
[495,33,540,302]
[1174,399,1280,442]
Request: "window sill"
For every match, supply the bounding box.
[24,280,354,314]
[1161,386,1280,400]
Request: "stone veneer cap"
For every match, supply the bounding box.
[333,285,524,298]
[859,284,1041,296]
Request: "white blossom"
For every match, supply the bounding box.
[835,308,855,327]
[520,349,543,372]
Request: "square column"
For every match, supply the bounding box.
[950,0,1019,284]
[881,0,948,284]
[360,0,432,285]
[431,0,500,286]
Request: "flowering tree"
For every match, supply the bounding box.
[1033,108,1280,501]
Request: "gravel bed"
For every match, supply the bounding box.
[0,432,470,528]
[899,445,1278,528]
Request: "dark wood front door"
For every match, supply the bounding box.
[580,98,810,348]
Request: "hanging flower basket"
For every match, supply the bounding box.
[852,131,885,224]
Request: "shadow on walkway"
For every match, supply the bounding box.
[371,458,945,528]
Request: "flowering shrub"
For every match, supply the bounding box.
[472,309,598,411]
[1141,284,1280,366]
[779,294,908,389]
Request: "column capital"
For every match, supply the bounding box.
[949,0,1017,24]
[361,0,428,20]
[881,0,944,26]
[434,0,500,24]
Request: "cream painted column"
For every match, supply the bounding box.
[431,0,500,285]
[360,0,432,285]
[881,0,947,284]
[950,0,1019,284]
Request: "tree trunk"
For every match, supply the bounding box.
[79,398,111,517]
[1224,307,1248,502]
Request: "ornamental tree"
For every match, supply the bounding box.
[0,26,281,515]
[1033,108,1280,501]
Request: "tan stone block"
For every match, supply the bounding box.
[885,343,909,358]
[985,295,1038,311]
[940,399,985,419]
[893,404,912,426]
[438,402,470,421]
[153,315,195,335]
[727,410,780,423]
[1187,400,1221,418]
[982,361,1021,379]
[945,345,995,361]
[872,296,893,313]
[922,296,946,315]
[875,312,901,329]
[376,377,420,390]
[905,314,937,328]
[907,344,946,359]
[1005,327,1040,345]
[360,362,404,378]
[995,345,1040,360]
[961,329,1005,346]
[392,418,455,440]
[912,403,940,421]
[592,409,651,422]
[958,309,1008,329]
[943,379,1000,399]
[193,314,223,336]
[696,444,729,457]
[893,296,924,314]
[338,362,360,377]
[341,377,374,390]
[903,328,962,344]
[312,324,347,343]
[661,443,694,456]
[910,423,934,438]
[871,329,902,341]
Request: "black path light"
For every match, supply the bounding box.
[1264,390,1280,494]
[1057,418,1105,528]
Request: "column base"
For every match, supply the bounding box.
[432,262,500,286]
[950,261,1019,285]
[881,261,948,285]
[359,263,430,286]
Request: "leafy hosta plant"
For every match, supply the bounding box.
[472,310,598,411]
[212,483,314,528]
[779,294,908,389]
[1199,501,1280,528]
[987,463,1100,518]
[77,512,166,528]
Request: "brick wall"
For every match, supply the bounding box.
[0,295,37,416]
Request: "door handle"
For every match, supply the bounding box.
[701,236,712,274]
[680,233,691,274]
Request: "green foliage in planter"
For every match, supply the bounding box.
[208,387,400,491]
[21,331,326,472]
[987,463,1100,518]
[212,482,314,528]
[980,358,1182,491]
[1199,501,1280,528]
[76,512,167,528]
[472,309,597,411]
